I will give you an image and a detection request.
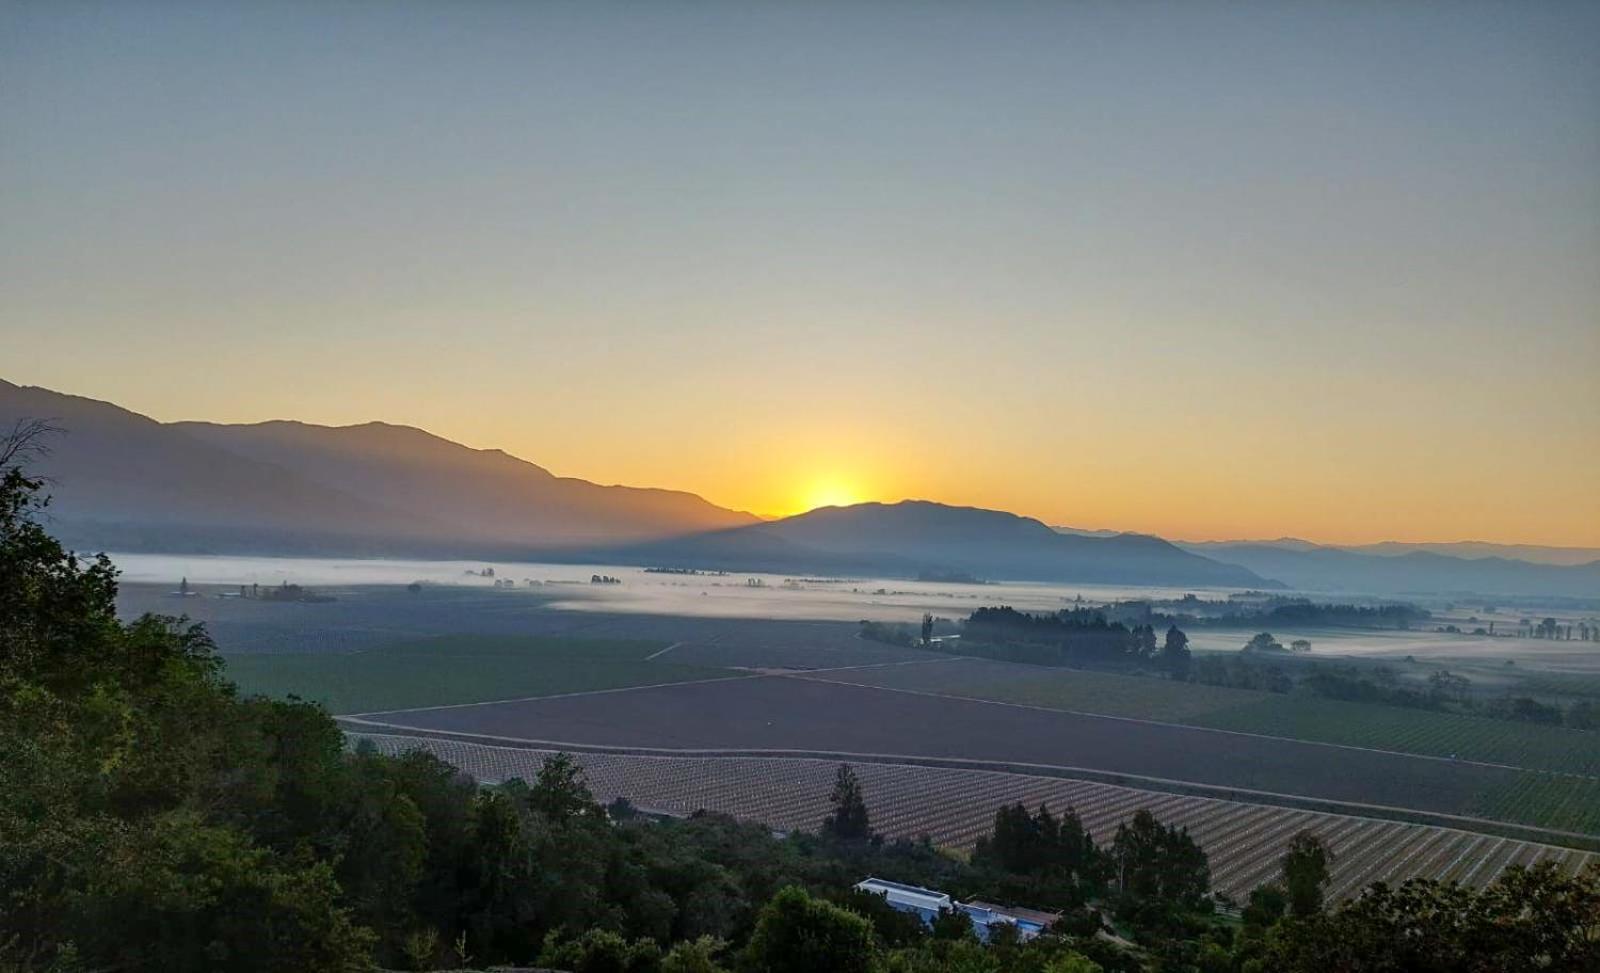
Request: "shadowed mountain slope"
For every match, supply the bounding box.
[174,419,757,546]
[0,380,754,554]
[612,500,1274,587]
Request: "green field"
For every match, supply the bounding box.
[1190,696,1600,777]
[1472,774,1600,835]
[967,670,1600,777]
[223,635,733,715]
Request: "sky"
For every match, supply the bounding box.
[2,1,1597,545]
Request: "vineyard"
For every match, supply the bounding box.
[352,732,1595,904]
[1471,773,1600,836]
[1189,696,1600,777]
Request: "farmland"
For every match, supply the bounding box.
[351,731,1597,903]
[176,584,1600,839]
[1189,696,1600,777]
[822,657,1600,777]
[1472,774,1600,836]
[346,672,1549,828]
[224,634,733,714]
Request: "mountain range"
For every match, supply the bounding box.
[0,379,754,556]
[1172,540,1600,600]
[1181,537,1600,568]
[3,379,1595,599]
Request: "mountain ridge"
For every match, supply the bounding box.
[5,379,1593,597]
[0,380,756,554]
[606,499,1275,588]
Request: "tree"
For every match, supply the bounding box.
[1242,883,1289,929]
[745,886,878,973]
[920,613,934,646]
[1426,670,1471,707]
[0,438,378,971]
[1110,810,1209,911]
[1280,831,1333,917]
[930,906,975,941]
[1160,626,1192,680]
[1262,862,1600,972]
[662,936,730,973]
[1043,953,1104,973]
[1243,632,1285,654]
[1133,624,1158,661]
[530,751,599,822]
[822,764,873,841]
[540,928,662,973]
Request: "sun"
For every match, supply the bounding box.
[798,479,862,513]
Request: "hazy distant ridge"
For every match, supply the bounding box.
[1175,539,1599,599]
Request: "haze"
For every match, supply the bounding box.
[3,0,1597,545]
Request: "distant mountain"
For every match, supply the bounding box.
[1185,536,1600,566]
[1180,541,1600,599]
[1345,540,1600,568]
[1049,525,1126,539]
[1181,536,1326,554]
[0,380,755,555]
[615,500,1274,587]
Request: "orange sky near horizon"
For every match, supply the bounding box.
[8,367,1596,550]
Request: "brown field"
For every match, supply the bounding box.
[352,732,1596,903]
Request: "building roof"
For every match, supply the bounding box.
[855,877,953,913]
[963,900,1061,927]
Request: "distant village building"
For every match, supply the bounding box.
[854,877,1058,942]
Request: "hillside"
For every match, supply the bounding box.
[174,419,758,546]
[614,500,1273,587]
[0,380,755,555]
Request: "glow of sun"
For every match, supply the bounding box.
[797,479,862,513]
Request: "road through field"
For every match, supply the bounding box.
[349,671,1533,827]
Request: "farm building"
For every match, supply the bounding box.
[853,878,953,924]
[957,900,1060,942]
[854,877,1057,942]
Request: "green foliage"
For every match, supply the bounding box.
[1280,830,1333,917]
[745,886,879,973]
[540,928,663,973]
[822,764,874,842]
[1160,625,1191,681]
[1243,632,1286,654]
[661,936,730,973]
[1043,953,1103,973]
[930,907,976,942]
[1241,883,1288,930]
[859,620,921,648]
[1261,863,1600,972]
[531,751,601,823]
[1110,810,1210,918]
[0,463,376,972]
